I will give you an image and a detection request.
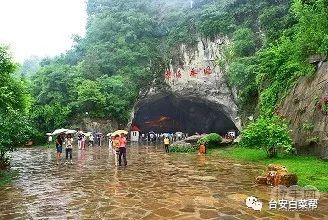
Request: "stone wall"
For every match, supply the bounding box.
[278,61,328,158]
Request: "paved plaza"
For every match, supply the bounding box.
[0,146,327,219]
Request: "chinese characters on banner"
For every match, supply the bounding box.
[176,69,182,78]
[204,66,212,75]
[164,66,213,80]
[268,185,320,211]
[190,67,197,77]
[164,70,172,80]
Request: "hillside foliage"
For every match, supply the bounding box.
[0,46,32,169]
[1,0,327,149]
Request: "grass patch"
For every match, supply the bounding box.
[210,147,328,192]
[0,170,17,187]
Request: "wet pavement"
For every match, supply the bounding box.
[0,145,327,220]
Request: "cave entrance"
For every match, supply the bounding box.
[132,95,238,136]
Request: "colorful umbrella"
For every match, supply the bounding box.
[111,130,128,136]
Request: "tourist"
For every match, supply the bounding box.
[65,134,73,164]
[164,136,170,153]
[108,135,112,149]
[77,131,83,150]
[81,133,86,150]
[89,134,94,147]
[113,135,120,166]
[48,135,52,147]
[119,133,127,166]
[55,133,64,165]
[97,133,102,147]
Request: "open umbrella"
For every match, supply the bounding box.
[111,130,128,136]
[52,128,68,135]
[65,129,77,134]
[84,132,92,137]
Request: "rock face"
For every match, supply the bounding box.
[131,38,241,134]
[278,61,328,158]
[71,117,119,134]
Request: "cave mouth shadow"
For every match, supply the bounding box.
[132,95,238,136]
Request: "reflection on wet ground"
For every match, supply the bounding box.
[0,145,327,219]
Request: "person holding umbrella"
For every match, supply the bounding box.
[164,136,170,153]
[111,130,128,166]
[65,134,74,164]
[113,135,120,166]
[77,130,83,150]
[55,133,64,165]
[119,133,127,166]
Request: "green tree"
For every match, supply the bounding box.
[98,75,137,122]
[240,117,293,158]
[232,28,257,57]
[0,46,31,169]
[76,79,106,117]
[16,56,41,77]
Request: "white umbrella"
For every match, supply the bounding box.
[52,128,68,135]
[46,133,52,136]
[65,129,77,134]
[84,132,92,137]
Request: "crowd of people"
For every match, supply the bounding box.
[53,130,212,165]
[140,132,188,143]
[54,131,128,166]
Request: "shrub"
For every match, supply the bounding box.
[197,133,222,148]
[317,96,328,115]
[169,145,197,153]
[0,109,32,170]
[239,116,293,158]
[0,152,10,170]
[302,121,314,131]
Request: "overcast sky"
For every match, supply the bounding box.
[0,0,87,63]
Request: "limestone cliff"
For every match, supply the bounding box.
[71,117,119,135]
[131,38,241,133]
[278,60,328,158]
